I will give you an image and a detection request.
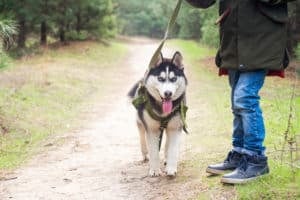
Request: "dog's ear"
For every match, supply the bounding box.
[172,51,183,69]
[152,52,163,68]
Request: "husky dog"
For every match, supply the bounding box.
[128,52,188,177]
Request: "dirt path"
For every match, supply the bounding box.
[0,38,211,200]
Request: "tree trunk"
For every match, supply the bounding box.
[59,0,67,44]
[76,13,82,33]
[17,19,26,48]
[59,27,66,43]
[40,21,47,45]
[40,0,49,45]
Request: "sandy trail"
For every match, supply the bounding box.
[0,39,202,200]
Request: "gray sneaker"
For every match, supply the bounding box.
[206,150,243,175]
[221,154,269,184]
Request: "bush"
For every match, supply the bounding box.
[66,30,89,41]
[0,51,11,69]
[296,43,300,60]
[178,5,201,39]
[201,22,219,48]
[200,5,219,48]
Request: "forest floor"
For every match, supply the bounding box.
[0,37,299,200]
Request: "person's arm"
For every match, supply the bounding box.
[185,0,216,9]
[258,0,296,5]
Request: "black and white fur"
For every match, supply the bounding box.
[128,52,187,177]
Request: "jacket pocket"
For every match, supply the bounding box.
[257,2,288,24]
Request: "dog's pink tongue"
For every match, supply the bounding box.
[162,100,173,114]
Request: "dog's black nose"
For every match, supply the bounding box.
[164,91,172,98]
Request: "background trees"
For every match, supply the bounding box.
[0,0,299,58]
[116,1,300,56]
[0,0,116,48]
[0,17,17,68]
[115,0,171,37]
[0,19,18,48]
[115,0,201,38]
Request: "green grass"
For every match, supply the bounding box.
[170,39,300,199]
[167,40,216,60]
[0,51,12,69]
[237,160,300,199]
[0,41,128,169]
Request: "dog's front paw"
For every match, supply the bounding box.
[166,167,177,177]
[149,168,162,177]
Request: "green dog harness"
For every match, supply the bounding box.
[132,83,188,134]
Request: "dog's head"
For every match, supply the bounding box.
[145,52,187,114]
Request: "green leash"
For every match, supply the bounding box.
[137,0,185,150]
[148,0,183,69]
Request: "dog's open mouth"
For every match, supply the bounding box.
[162,98,173,115]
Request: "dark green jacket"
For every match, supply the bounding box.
[186,0,295,71]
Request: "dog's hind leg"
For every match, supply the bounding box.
[137,122,148,162]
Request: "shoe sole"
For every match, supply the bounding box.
[206,168,228,175]
[221,176,257,184]
[221,173,268,184]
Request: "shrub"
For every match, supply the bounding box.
[200,5,219,48]
[0,51,11,69]
[66,30,89,41]
[0,18,17,68]
[295,43,300,60]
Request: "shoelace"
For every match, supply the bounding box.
[237,155,249,171]
[224,151,233,162]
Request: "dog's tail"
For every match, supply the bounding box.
[127,80,142,99]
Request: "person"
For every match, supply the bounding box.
[185,0,295,184]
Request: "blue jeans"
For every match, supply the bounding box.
[228,69,267,156]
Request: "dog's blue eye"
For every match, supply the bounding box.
[170,77,177,82]
[158,77,166,82]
